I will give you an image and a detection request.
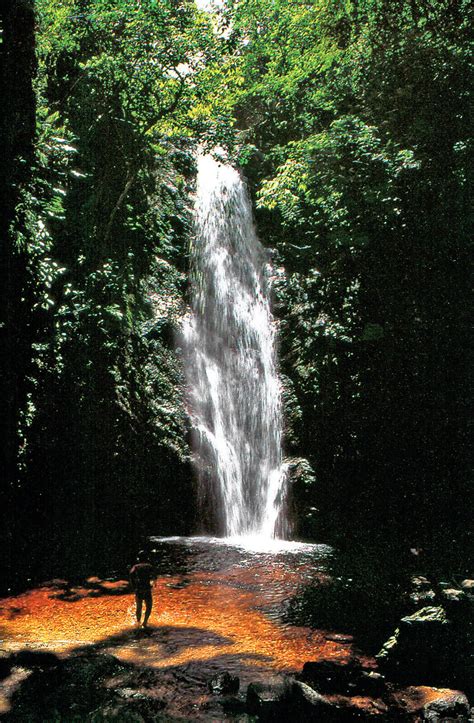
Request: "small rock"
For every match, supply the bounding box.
[410,590,437,607]
[116,687,149,700]
[441,588,465,604]
[423,690,470,720]
[246,678,289,719]
[324,633,353,643]
[461,579,474,591]
[401,606,449,627]
[39,579,69,589]
[208,671,240,695]
[52,591,82,601]
[95,697,166,720]
[85,576,102,587]
[412,576,432,589]
[99,580,130,594]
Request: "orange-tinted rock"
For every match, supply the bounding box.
[392,685,470,717]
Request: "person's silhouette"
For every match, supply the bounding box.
[129,550,155,628]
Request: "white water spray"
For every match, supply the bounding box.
[183,153,288,539]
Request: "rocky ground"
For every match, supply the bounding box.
[0,564,472,720]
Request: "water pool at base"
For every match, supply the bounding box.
[0,535,373,719]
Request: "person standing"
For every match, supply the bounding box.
[129,550,155,628]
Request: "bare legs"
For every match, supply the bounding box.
[135,592,153,628]
[143,594,152,627]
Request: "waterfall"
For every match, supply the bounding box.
[183,152,289,539]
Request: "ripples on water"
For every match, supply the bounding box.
[151,535,331,597]
[2,536,361,720]
[149,536,333,629]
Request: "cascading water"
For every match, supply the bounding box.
[183,152,289,540]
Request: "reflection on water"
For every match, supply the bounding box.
[0,536,371,719]
[150,534,332,572]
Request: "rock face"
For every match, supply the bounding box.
[377,606,453,685]
[377,603,473,695]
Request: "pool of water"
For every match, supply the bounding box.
[1,536,369,719]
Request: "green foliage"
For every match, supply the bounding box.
[29,0,215,419]
[5,0,472,581]
[220,0,473,549]
[9,0,230,578]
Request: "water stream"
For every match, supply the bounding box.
[183,152,288,539]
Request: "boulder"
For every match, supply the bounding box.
[422,690,470,720]
[391,685,471,719]
[221,696,247,716]
[289,680,337,718]
[376,605,474,692]
[299,659,370,695]
[375,607,451,684]
[409,576,437,609]
[399,606,449,626]
[376,606,452,684]
[289,681,387,721]
[208,671,240,695]
[440,587,474,623]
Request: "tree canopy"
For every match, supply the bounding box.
[1,0,472,587]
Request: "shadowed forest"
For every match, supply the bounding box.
[0,0,472,720]
[2,0,471,583]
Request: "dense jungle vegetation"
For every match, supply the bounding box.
[1,0,472,589]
